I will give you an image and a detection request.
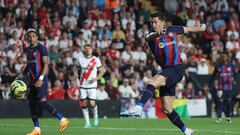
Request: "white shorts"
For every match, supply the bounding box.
[80,88,97,100]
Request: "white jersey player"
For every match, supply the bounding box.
[78,44,106,128]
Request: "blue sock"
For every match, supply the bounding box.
[225,99,233,117]
[39,101,63,120]
[217,100,223,118]
[138,84,155,107]
[29,102,39,127]
[167,110,186,132]
[32,117,39,127]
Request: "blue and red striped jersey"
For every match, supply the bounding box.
[26,43,48,84]
[215,63,237,91]
[146,26,184,69]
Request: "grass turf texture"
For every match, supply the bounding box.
[0,118,239,135]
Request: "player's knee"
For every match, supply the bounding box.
[162,107,173,114]
[147,81,156,87]
[148,76,166,87]
[89,100,96,108]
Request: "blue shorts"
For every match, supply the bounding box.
[28,82,48,102]
[159,64,184,97]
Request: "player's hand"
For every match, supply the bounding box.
[89,78,97,84]
[35,79,43,88]
[200,23,206,31]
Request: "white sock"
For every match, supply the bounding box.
[92,105,98,118]
[82,107,90,124]
[34,127,41,131]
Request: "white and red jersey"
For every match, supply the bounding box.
[78,55,102,89]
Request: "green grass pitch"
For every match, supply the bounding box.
[0,118,239,135]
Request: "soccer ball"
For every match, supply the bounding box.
[10,80,27,99]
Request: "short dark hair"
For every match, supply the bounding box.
[84,44,92,48]
[26,28,39,37]
[151,12,165,20]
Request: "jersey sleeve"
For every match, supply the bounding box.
[39,45,48,56]
[166,26,184,34]
[96,57,102,68]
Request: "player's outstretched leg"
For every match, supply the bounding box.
[27,101,41,135]
[39,100,69,132]
[162,96,193,135]
[120,84,156,117]
[166,110,193,135]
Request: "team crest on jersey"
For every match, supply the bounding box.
[158,42,165,48]
[168,32,174,37]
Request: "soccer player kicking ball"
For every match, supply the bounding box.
[15,29,69,135]
[122,12,206,135]
[210,52,237,124]
[78,44,106,128]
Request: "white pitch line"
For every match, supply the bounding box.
[0,124,240,134]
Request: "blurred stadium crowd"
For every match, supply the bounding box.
[0,0,240,114]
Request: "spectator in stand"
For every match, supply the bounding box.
[118,78,133,98]
[211,35,224,63]
[62,9,78,30]
[132,45,147,64]
[121,44,133,64]
[106,80,121,100]
[74,31,87,50]
[96,83,110,100]
[0,32,8,51]
[59,31,73,52]
[197,58,209,75]
[185,56,198,75]
[226,34,239,54]
[8,30,23,53]
[90,32,100,49]
[112,33,125,51]
[106,42,121,63]
[46,31,59,48]
[6,43,20,62]
[178,35,193,53]
[137,23,149,39]
[112,24,125,40]
[121,12,136,31]
[48,80,65,100]
[98,32,111,52]
[226,19,239,39]
[182,82,196,99]
[15,55,26,74]
[67,81,80,100]
[80,20,92,42]
[49,46,61,62]
[72,45,84,60]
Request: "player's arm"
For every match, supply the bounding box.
[183,23,206,33]
[96,66,106,81]
[144,32,158,41]
[41,56,49,77]
[35,55,48,87]
[15,65,28,80]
